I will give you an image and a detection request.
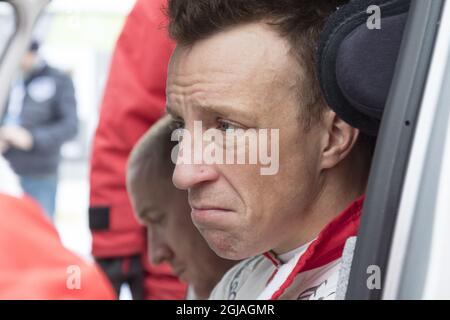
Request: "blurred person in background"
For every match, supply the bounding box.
[0,40,78,219]
[0,154,115,300]
[88,0,186,299]
[127,116,238,300]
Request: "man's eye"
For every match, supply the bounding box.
[148,216,164,225]
[217,120,241,131]
[170,119,185,130]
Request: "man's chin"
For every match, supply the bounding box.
[202,231,252,260]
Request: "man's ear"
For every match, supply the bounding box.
[320,111,359,170]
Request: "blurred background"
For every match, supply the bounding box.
[0,0,135,279]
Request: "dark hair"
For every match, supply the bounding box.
[166,0,348,130]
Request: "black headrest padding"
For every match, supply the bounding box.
[317,0,411,136]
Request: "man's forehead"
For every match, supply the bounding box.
[168,22,293,81]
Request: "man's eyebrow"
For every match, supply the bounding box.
[168,103,256,123]
[202,104,258,123]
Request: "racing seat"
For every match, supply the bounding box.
[316,0,412,299]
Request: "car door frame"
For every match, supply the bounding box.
[345,0,445,300]
[0,0,50,115]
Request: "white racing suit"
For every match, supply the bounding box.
[209,196,363,300]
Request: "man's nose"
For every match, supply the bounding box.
[173,162,218,190]
[172,132,219,190]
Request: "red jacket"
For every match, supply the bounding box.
[89,0,175,257]
[0,193,115,299]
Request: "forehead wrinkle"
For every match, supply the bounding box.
[168,63,284,100]
[167,27,299,123]
[168,69,238,93]
[168,73,249,115]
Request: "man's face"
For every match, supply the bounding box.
[168,23,326,260]
[130,177,235,298]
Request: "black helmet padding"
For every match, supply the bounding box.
[317,0,411,136]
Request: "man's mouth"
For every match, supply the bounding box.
[189,198,231,211]
[191,204,230,211]
[191,203,232,214]
[190,203,233,227]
